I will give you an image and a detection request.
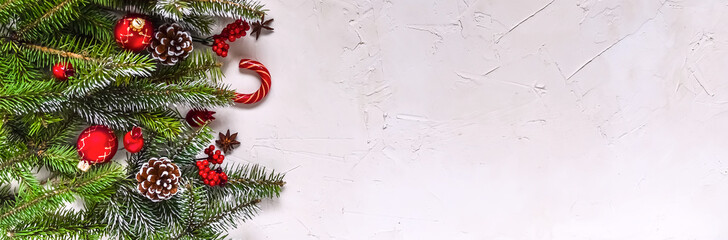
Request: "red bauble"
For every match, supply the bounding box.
[52,62,74,80]
[77,125,118,171]
[114,15,153,52]
[123,126,144,153]
[185,109,216,127]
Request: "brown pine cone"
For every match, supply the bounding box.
[149,23,193,65]
[136,157,181,202]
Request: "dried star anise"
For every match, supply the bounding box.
[216,130,240,154]
[251,16,274,40]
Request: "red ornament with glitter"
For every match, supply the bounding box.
[114,15,153,52]
[123,126,144,153]
[77,125,118,171]
[185,109,216,127]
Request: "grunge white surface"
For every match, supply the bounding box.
[213,0,728,239]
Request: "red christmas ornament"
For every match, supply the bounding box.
[114,15,153,52]
[185,109,216,127]
[123,126,144,153]
[52,62,74,80]
[77,125,118,171]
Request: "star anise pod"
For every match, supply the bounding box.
[251,16,274,40]
[216,130,240,154]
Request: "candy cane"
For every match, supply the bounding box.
[234,59,271,104]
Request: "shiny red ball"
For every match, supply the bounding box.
[52,62,74,80]
[123,126,144,153]
[77,125,118,164]
[114,15,153,52]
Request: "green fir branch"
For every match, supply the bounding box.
[0,0,281,237]
[16,0,88,40]
[4,210,105,239]
[66,7,115,42]
[209,164,285,200]
[0,80,66,115]
[188,0,265,19]
[169,125,213,165]
[172,197,260,239]
[0,164,123,226]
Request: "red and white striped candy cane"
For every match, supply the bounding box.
[234,59,271,104]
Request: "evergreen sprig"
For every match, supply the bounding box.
[0,0,282,237]
[15,0,88,40]
[0,164,124,226]
[4,209,105,240]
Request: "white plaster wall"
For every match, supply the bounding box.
[213,0,728,239]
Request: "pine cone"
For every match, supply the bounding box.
[136,157,181,202]
[149,23,193,65]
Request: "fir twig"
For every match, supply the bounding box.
[193,0,265,18]
[22,41,99,62]
[16,0,79,36]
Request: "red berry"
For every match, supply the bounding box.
[219,155,225,161]
[221,52,227,57]
[202,160,209,165]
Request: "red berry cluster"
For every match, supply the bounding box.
[212,19,250,57]
[195,145,229,186]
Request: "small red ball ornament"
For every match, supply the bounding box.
[52,62,74,80]
[114,15,153,52]
[77,125,118,171]
[185,109,216,127]
[123,126,144,153]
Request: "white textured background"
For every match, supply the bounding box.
[211,0,728,239]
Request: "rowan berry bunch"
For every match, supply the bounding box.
[195,145,229,186]
[212,19,250,57]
